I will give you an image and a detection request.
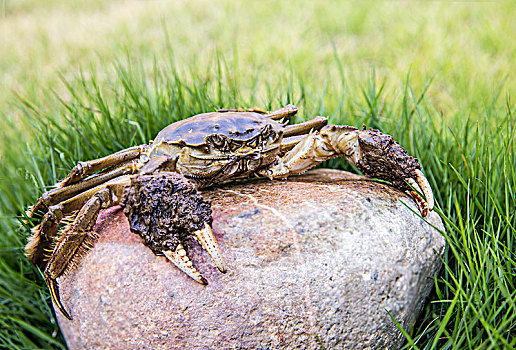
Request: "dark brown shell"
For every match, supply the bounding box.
[154,112,284,146]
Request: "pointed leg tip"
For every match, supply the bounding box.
[46,277,73,320]
[60,308,73,321]
[218,266,227,274]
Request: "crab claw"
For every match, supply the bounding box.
[193,223,227,273]
[163,244,208,285]
[351,127,434,217]
[46,276,72,320]
[406,169,434,217]
[194,223,227,273]
[414,169,434,211]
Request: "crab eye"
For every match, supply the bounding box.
[208,134,229,150]
[214,135,225,146]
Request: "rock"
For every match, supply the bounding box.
[55,169,445,349]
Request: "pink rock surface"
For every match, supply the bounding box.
[55,169,445,349]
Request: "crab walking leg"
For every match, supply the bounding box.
[265,104,299,120]
[55,145,146,188]
[29,160,139,218]
[27,197,96,267]
[44,179,129,320]
[259,125,434,216]
[163,244,208,285]
[283,116,328,138]
[217,108,268,114]
[217,104,298,120]
[26,163,139,266]
[25,207,64,267]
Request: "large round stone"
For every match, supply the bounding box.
[55,169,445,349]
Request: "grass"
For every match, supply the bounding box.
[1,1,515,349]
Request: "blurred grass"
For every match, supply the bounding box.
[1,1,515,349]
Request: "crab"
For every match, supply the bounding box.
[25,104,434,320]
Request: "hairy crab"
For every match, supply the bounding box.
[26,105,434,320]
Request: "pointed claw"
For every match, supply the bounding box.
[163,244,208,285]
[409,188,429,217]
[194,223,227,273]
[46,276,72,320]
[414,169,434,211]
[407,178,429,217]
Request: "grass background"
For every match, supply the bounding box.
[1,1,515,348]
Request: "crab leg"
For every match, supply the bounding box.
[55,145,145,188]
[217,104,299,121]
[278,116,329,154]
[259,125,434,216]
[44,178,129,320]
[217,108,268,114]
[26,162,139,266]
[29,160,139,218]
[265,104,299,120]
[283,116,328,137]
[280,135,306,153]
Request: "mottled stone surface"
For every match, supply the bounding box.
[55,169,445,349]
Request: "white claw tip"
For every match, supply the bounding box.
[194,223,227,274]
[163,244,207,285]
[414,169,434,211]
